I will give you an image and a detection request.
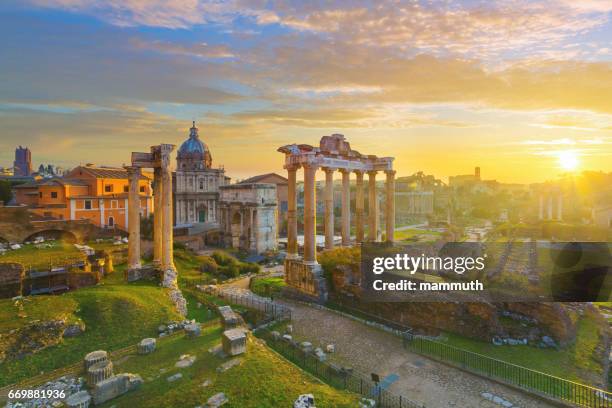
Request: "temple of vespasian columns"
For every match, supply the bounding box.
[278,134,395,301]
[125,144,187,315]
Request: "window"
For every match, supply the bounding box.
[51,191,58,198]
[139,186,145,193]
[199,180,204,190]
[111,200,118,209]
[123,185,129,193]
[39,192,42,198]
[84,200,92,210]
[104,185,113,193]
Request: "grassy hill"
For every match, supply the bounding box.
[100,325,359,407]
[0,267,181,387]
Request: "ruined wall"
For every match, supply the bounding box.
[0,262,25,298]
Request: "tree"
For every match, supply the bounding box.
[0,180,12,204]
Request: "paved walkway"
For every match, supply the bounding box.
[279,299,557,408]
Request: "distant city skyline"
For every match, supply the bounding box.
[0,1,611,183]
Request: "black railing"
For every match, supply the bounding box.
[257,328,425,408]
[403,333,612,408]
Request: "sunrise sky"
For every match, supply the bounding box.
[1,0,611,183]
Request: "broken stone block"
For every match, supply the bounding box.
[218,306,240,329]
[65,390,92,408]
[185,323,201,337]
[92,373,142,405]
[300,342,313,353]
[282,334,292,342]
[271,330,280,341]
[166,373,183,382]
[216,358,243,373]
[314,348,326,362]
[87,360,114,388]
[326,344,335,353]
[222,328,247,356]
[293,393,315,408]
[175,354,196,368]
[206,392,228,407]
[83,350,108,370]
[137,338,156,354]
[286,324,293,334]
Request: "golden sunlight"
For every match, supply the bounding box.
[558,150,579,171]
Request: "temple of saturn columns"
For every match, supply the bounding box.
[126,144,187,315]
[278,134,395,301]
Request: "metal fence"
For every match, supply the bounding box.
[257,328,425,408]
[403,333,612,408]
[211,286,292,323]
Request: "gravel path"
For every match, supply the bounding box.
[279,299,557,408]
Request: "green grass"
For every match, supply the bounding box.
[0,242,85,269]
[98,325,359,408]
[436,309,606,385]
[393,228,441,241]
[251,277,286,297]
[0,265,182,387]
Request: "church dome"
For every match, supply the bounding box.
[178,121,208,155]
[177,121,212,169]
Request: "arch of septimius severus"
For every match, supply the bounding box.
[278,134,395,301]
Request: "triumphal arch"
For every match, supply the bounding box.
[278,134,395,301]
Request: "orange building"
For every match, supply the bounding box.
[14,165,152,231]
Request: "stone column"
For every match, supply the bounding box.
[153,167,163,267]
[126,166,141,271]
[340,169,351,246]
[323,167,335,250]
[355,170,365,243]
[547,195,553,220]
[385,170,396,243]
[538,195,544,220]
[367,171,378,241]
[160,145,175,272]
[557,195,563,220]
[249,207,256,252]
[287,165,299,259]
[303,163,317,264]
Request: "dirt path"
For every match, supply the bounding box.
[279,299,557,408]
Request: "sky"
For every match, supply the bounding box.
[0,0,611,183]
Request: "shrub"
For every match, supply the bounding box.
[240,262,261,275]
[200,256,218,274]
[212,251,236,266]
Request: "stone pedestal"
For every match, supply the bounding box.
[185,323,201,337]
[284,257,328,302]
[222,328,247,356]
[218,306,241,329]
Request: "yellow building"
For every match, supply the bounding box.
[14,165,152,231]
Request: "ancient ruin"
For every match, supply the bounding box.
[126,144,186,315]
[278,134,395,301]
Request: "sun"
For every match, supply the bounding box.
[558,150,579,171]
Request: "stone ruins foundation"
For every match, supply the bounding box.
[278,134,395,301]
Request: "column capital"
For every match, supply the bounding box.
[384,169,396,176]
[353,169,365,177]
[124,165,142,179]
[367,170,378,177]
[302,162,318,171]
[321,167,337,174]
[285,163,301,171]
[338,168,351,175]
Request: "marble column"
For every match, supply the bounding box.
[547,195,553,220]
[160,145,175,271]
[287,165,299,258]
[126,166,141,271]
[355,170,364,243]
[323,167,335,250]
[153,167,163,267]
[367,171,378,241]
[303,163,317,264]
[340,169,351,246]
[385,170,396,243]
[557,195,563,220]
[538,195,544,220]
